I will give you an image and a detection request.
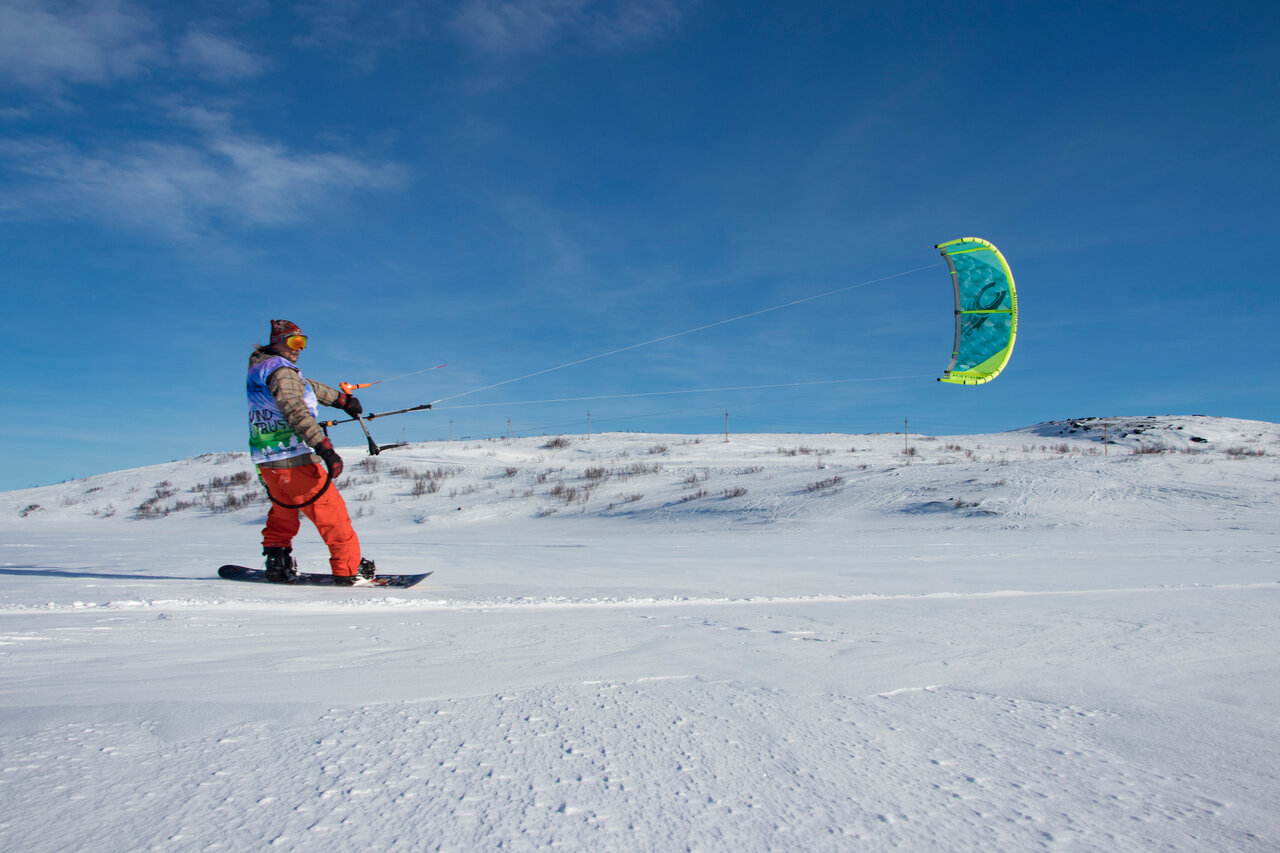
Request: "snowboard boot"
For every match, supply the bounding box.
[333,558,376,586]
[263,546,298,583]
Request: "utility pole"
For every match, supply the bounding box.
[507,418,511,440]
[587,412,591,439]
[724,411,730,443]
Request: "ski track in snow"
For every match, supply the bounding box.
[0,579,1277,614]
[3,418,1280,851]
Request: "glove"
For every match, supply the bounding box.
[315,438,344,479]
[335,392,363,418]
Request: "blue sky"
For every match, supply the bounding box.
[2,0,1278,491]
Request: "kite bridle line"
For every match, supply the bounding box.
[430,262,942,404]
[324,261,943,454]
[338,364,447,396]
[316,374,935,449]
[426,262,943,408]
[431,374,937,411]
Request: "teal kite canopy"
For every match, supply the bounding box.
[936,237,1018,385]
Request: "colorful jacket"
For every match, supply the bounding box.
[247,348,342,469]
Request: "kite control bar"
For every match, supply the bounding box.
[318,403,433,456]
[327,365,446,454]
[319,402,434,426]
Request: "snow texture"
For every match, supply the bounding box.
[2,416,1279,851]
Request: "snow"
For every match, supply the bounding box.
[2,415,1279,851]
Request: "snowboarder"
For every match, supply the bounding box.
[247,319,376,585]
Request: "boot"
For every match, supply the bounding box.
[263,546,298,583]
[333,558,376,586]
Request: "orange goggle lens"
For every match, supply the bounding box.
[285,334,308,351]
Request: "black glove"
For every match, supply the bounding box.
[316,438,344,479]
[335,393,363,418]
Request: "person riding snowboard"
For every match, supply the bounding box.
[247,319,376,585]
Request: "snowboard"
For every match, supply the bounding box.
[218,565,433,589]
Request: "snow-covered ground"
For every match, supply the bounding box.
[2,415,1278,851]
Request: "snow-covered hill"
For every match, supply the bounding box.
[3,416,1279,851]
[9,414,1277,532]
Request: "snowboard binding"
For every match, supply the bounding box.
[263,546,298,583]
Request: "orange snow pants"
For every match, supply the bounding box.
[259,464,362,577]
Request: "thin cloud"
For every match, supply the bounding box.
[449,0,686,55]
[581,0,686,49]
[290,0,433,69]
[449,0,578,54]
[287,1,688,67]
[0,108,407,241]
[178,30,268,82]
[0,0,160,91]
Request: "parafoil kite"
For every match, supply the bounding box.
[936,237,1018,385]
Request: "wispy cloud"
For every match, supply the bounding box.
[178,29,268,82]
[290,0,433,69]
[286,0,688,69]
[449,0,581,54]
[0,3,405,244]
[0,106,407,241]
[0,2,272,94]
[449,0,686,55]
[0,0,160,91]
[583,0,686,49]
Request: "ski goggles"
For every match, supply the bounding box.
[284,333,308,351]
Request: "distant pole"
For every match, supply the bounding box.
[507,418,511,440]
[904,417,909,457]
[724,411,730,443]
[587,412,591,439]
